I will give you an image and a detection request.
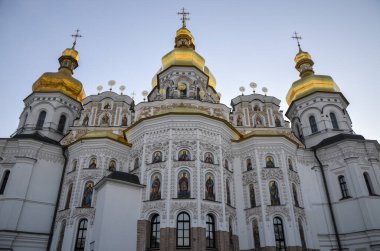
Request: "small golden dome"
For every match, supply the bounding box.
[286,48,340,104]
[62,48,79,61]
[32,70,86,102]
[152,27,217,89]
[286,74,340,105]
[32,47,86,102]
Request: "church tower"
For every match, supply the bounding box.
[0,35,85,250]
[285,37,353,148]
[15,40,84,142]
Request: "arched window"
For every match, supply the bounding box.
[150,173,161,200]
[298,218,307,251]
[252,218,260,249]
[309,115,318,133]
[65,184,73,209]
[224,159,229,170]
[36,111,46,129]
[196,87,201,100]
[226,180,231,205]
[205,174,215,201]
[150,214,160,248]
[57,220,66,251]
[178,149,190,161]
[266,156,275,168]
[249,184,256,208]
[247,158,252,171]
[57,114,66,133]
[82,115,89,126]
[134,157,139,169]
[72,160,77,172]
[363,172,375,195]
[166,87,171,99]
[237,115,243,126]
[269,181,280,205]
[296,124,303,139]
[330,112,339,129]
[275,117,281,127]
[152,151,162,163]
[288,158,294,171]
[338,175,349,198]
[178,170,190,198]
[82,181,94,207]
[206,214,216,248]
[23,113,28,127]
[75,219,88,251]
[229,218,234,247]
[292,183,299,207]
[204,152,214,164]
[0,170,10,195]
[88,158,97,169]
[176,212,191,247]
[273,217,286,250]
[108,160,116,171]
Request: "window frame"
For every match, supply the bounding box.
[36,110,47,130]
[330,112,339,129]
[206,214,216,248]
[0,170,10,195]
[309,115,318,134]
[75,218,88,251]
[338,175,350,199]
[273,217,286,250]
[176,212,191,247]
[57,114,67,133]
[150,214,160,248]
[363,172,375,195]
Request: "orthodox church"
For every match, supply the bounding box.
[0,11,380,251]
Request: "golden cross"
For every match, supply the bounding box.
[291,31,302,51]
[71,29,83,49]
[177,7,190,28]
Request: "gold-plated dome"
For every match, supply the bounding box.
[32,48,86,102]
[286,50,340,105]
[286,75,340,105]
[152,27,217,89]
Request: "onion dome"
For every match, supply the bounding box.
[286,48,340,105]
[152,20,217,89]
[32,47,86,103]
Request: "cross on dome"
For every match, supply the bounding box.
[71,29,83,49]
[177,7,190,28]
[291,31,302,51]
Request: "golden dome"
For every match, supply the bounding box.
[286,75,340,104]
[152,27,217,89]
[32,48,86,102]
[286,49,340,105]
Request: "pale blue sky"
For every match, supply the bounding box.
[0,0,379,140]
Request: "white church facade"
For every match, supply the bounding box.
[0,16,380,251]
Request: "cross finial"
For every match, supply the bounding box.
[71,29,83,49]
[177,7,190,28]
[131,91,136,100]
[291,31,302,52]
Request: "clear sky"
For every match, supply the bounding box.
[0,0,379,140]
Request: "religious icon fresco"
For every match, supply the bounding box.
[108,160,116,171]
[204,152,214,164]
[150,174,161,200]
[205,175,215,201]
[152,151,162,163]
[266,156,275,168]
[82,181,94,207]
[269,181,280,205]
[178,171,190,198]
[178,149,190,161]
[89,158,97,169]
[246,159,252,171]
